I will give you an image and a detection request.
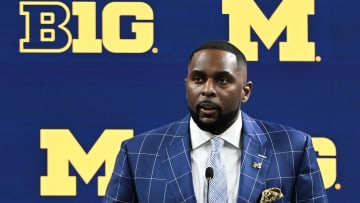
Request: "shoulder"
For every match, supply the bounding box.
[243,112,312,150]
[261,119,312,151]
[122,115,190,153]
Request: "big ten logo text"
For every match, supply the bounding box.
[312,137,337,189]
[222,0,316,61]
[40,129,337,196]
[19,1,154,53]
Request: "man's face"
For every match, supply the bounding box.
[185,49,252,134]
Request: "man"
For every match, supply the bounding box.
[103,40,328,203]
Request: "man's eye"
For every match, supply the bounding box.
[193,77,203,82]
[217,78,228,84]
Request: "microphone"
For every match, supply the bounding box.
[205,167,214,179]
[205,167,213,203]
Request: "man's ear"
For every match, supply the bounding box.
[241,81,253,103]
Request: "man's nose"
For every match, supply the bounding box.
[201,80,216,97]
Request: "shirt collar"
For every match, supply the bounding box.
[190,112,242,150]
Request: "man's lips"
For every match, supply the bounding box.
[198,102,219,115]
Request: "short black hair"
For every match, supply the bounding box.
[188,40,247,67]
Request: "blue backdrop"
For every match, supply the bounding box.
[0,0,359,202]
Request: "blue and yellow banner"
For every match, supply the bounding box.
[0,0,358,202]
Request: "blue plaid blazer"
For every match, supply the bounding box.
[104,112,328,203]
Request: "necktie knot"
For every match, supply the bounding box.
[210,137,224,152]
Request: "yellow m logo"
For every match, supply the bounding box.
[40,129,133,196]
[222,0,315,61]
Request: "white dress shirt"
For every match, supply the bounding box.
[190,113,242,203]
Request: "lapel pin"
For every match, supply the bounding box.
[252,162,262,169]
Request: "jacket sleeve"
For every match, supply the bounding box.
[292,134,328,203]
[103,141,138,203]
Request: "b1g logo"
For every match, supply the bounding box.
[222,0,315,61]
[312,137,337,189]
[19,1,154,53]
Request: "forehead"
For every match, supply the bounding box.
[188,49,240,73]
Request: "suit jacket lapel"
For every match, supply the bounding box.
[159,116,196,202]
[238,112,274,202]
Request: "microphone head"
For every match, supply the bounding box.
[205,167,214,179]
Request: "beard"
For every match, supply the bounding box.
[188,104,239,135]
